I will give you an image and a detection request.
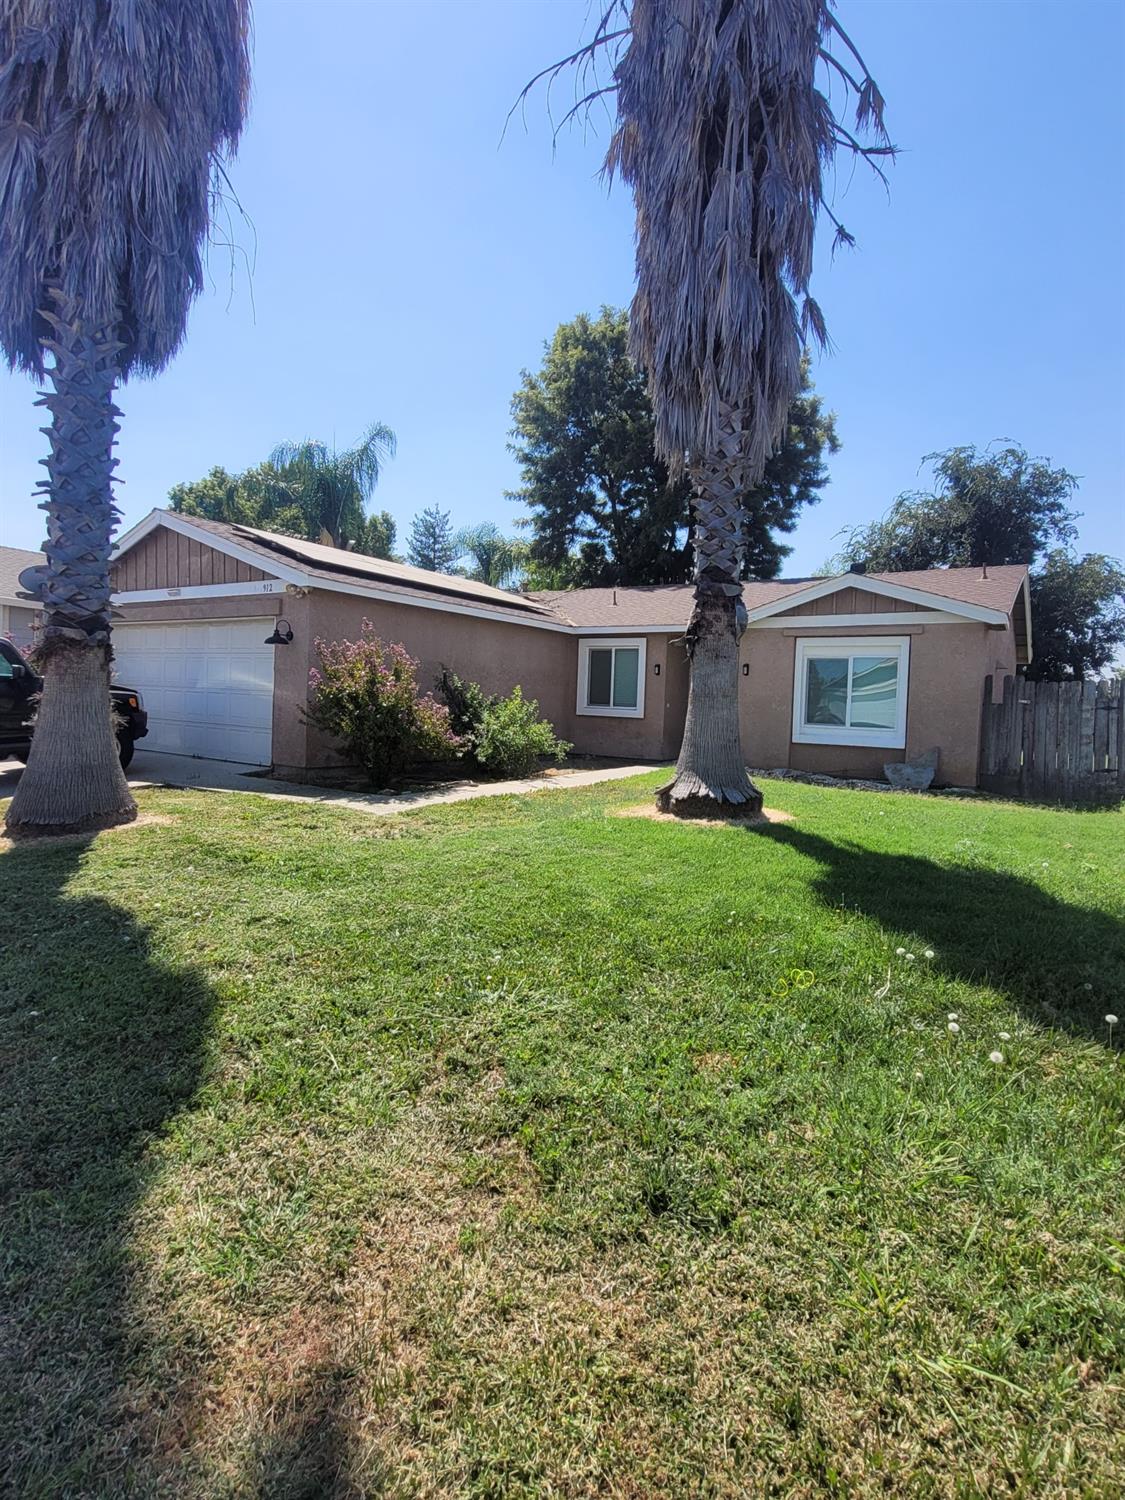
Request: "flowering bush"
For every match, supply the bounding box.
[436,669,570,778]
[307,624,463,787]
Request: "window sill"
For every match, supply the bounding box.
[793,727,906,750]
[576,705,645,719]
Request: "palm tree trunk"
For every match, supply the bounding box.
[5,292,135,836]
[657,405,763,818]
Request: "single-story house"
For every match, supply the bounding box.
[106,509,1032,787]
[0,546,44,649]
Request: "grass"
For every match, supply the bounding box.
[1,772,1123,1497]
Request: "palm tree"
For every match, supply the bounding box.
[269,424,397,551]
[532,1,889,815]
[454,523,529,589]
[0,2,251,835]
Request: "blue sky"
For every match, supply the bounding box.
[2,0,1123,572]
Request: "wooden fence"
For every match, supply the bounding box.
[980,674,1124,803]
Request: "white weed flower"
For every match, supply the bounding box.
[913,1070,924,1081]
[998,1032,1011,1042]
[895,947,906,956]
[1083,983,1093,992]
[947,1022,960,1035]
[947,1012,959,1022]
[924,949,935,959]
[1106,1014,1119,1026]
[989,1051,1004,1064]
[905,953,916,962]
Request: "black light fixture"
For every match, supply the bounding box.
[653,662,661,676]
[742,662,750,676]
[265,618,294,645]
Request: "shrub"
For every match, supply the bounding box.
[307,624,463,787]
[473,686,571,779]
[436,667,495,743]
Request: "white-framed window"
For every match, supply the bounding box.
[792,636,910,748]
[576,637,646,718]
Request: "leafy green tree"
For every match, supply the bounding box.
[829,446,1078,572]
[169,431,398,559]
[407,505,459,573]
[270,423,396,551]
[0,1,250,835]
[510,308,838,586]
[1024,552,1125,682]
[454,523,529,588]
[829,444,1123,682]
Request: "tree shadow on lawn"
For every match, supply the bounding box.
[0,833,355,1497]
[749,823,1124,1044]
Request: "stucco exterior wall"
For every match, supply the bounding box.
[111,576,1015,787]
[739,621,1009,785]
[284,597,687,768]
[273,592,572,770]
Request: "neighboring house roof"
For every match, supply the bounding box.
[0,545,44,607]
[111,510,1030,643]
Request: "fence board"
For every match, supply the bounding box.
[979,675,1122,803]
[1094,684,1110,774]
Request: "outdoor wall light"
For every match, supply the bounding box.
[653,662,661,676]
[265,618,294,645]
[742,663,750,676]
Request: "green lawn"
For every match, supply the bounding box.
[1,774,1123,1497]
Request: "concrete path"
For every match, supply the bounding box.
[0,751,659,819]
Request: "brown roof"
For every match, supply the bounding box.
[0,545,43,604]
[155,514,557,626]
[529,578,814,628]
[120,514,1029,633]
[864,564,1029,614]
[531,564,1029,629]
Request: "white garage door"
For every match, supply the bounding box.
[112,620,275,764]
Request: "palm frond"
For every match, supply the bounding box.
[0,0,251,377]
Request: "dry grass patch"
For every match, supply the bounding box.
[612,801,794,827]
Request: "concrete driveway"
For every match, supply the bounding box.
[0,750,658,819]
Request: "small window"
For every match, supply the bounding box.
[577,638,646,718]
[793,637,909,748]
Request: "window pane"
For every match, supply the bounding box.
[611,648,639,708]
[587,648,612,706]
[804,657,847,726]
[849,656,898,729]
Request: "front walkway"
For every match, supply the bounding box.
[116,751,659,817]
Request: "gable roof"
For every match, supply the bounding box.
[530,565,1029,630]
[529,578,814,628]
[111,511,1029,642]
[111,511,558,627]
[0,545,43,606]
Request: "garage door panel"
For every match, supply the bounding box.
[113,619,275,764]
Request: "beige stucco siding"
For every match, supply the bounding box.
[285,596,686,767]
[738,621,1017,785]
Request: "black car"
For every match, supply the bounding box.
[0,637,148,769]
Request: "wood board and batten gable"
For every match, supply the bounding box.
[107,510,1031,787]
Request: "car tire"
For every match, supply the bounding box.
[117,731,135,770]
